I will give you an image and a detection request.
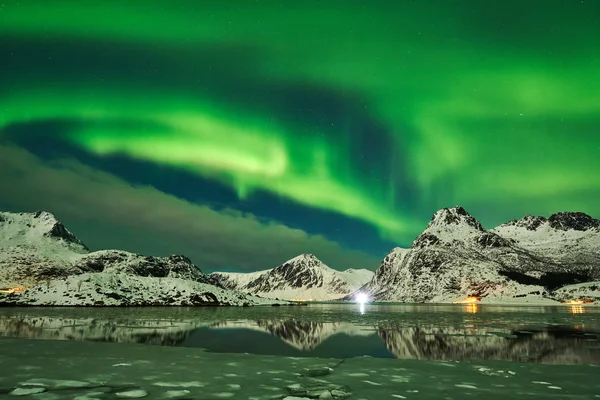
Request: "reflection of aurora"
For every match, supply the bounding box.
[2,314,598,365]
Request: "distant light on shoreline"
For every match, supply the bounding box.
[355,292,369,304]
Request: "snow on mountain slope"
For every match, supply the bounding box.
[2,273,289,307]
[0,211,88,252]
[493,212,600,277]
[211,269,271,291]
[0,211,90,287]
[420,206,485,242]
[338,268,374,289]
[551,281,600,302]
[210,254,373,301]
[357,247,410,300]
[74,251,214,284]
[356,206,585,303]
[0,211,216,289]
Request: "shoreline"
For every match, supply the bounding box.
[2,295,597,308]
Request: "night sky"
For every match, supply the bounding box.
[1,1,599,272]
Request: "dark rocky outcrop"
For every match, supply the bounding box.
[476,232,511,248]
[427,206,485,231]
[548,212,600,231]
[412,233,440,249]
[503,215,548,231]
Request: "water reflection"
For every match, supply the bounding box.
[1,308,598,365]
[377,325,600,364]
[464,304,478,314]
[570,305,585,314]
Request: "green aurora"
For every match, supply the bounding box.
[0,0,599,267]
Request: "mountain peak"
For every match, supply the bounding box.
[32,210,58,222]
[0,210,58,227]
[548,212,600,231]
[0,210,88,250]
[288,253,319,262]
[410,206,484,248]
[211,253,373,300]
[276,253,326,273]
[499,212,599,232]
[426,206,484,231]
[502,214,548,231]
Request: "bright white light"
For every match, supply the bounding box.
[355,292,369,304]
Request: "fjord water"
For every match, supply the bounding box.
[1,304,599,399]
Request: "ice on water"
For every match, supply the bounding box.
[1,336,599,399]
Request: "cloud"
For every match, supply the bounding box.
[0,143,382,272]
[0,35,419,240]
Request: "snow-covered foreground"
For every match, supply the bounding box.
[0,337,599,399]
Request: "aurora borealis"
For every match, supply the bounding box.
[1,0,599,271]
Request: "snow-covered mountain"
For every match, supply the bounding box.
[356,206,600,303]
[0,211,89,288]
[0,211,288,306]
[0,211,216,288]
[210,254,373,301]
[0,211,88,252]
[4,208,597,305]
[493,212,600,275]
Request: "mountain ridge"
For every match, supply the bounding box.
[210,253,373,301]
[2,207,598,304]
[0,210,215,288]
[0,210,289,307]
[354,206,600,303]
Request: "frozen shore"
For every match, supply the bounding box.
[1,337,599,399]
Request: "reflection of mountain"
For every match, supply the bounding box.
[211,320,373,350]
[2,314,598,365]
[212,320,600,365]
[0,315,206,346]
[378,326,600,365]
